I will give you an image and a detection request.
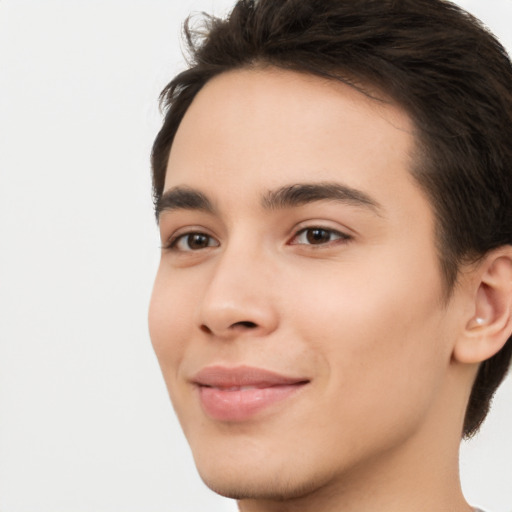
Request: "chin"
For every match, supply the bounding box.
[194,452,331,503]
[199,470,323,502]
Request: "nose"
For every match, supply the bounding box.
[197,245,279,340]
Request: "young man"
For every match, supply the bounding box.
[148,1,512,511]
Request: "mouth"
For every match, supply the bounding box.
[192,365,310,422]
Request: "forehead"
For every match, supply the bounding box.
[165,67,420,214]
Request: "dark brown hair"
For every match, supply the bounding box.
[151,0,512,438]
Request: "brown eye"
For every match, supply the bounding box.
[187,233,210,249]
[292,227,350,246]
[306,228,332,244]
[170,232,219,251]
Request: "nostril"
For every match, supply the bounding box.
[233,321,258,329]
[200,324,213,334]
[199,320,259,336]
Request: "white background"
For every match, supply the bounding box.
[0,1,511,511]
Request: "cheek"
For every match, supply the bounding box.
[148,266,193,372]
[287,251,449,415]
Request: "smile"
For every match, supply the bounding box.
[192,365,310,422]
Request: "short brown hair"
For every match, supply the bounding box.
[151,0,512,438]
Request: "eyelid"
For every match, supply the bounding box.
[162,227,220,251]
[289,225,352,246]
[160,222,352,252]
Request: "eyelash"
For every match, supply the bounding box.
[164,226,351,252]
[291,227,351,247]
[165,232,219,252]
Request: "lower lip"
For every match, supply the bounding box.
[198,383,306,422]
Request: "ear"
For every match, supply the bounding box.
[453,247,512,364]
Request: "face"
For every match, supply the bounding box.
[149,68,462,503]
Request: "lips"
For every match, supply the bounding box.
[192,365,309,422]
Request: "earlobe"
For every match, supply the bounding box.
[454,249,512,365]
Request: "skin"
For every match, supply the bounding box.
[149,68,487,512]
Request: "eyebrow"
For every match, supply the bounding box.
[155,186,215,220]
[261,182,382,214]
[156,182,382,221]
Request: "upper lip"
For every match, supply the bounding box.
[192,365,310,389]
